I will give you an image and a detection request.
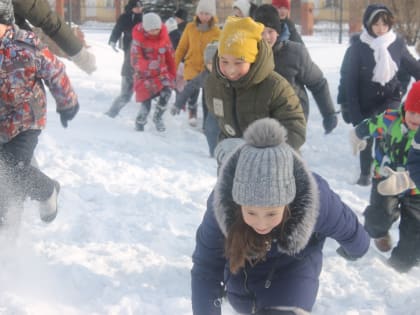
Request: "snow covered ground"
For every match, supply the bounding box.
[0,26,419,315]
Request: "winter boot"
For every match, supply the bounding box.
[39,180,60,223]
[357,174,371,186]
[188,107,198,127]
[153,105,166,132]
[374,233,392,252]
[135,103,151,131]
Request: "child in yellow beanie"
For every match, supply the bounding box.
[204,16,306,150]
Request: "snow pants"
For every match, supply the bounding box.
[364,178,420,272]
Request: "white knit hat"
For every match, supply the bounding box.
[196,0,216,16]
[233,0,251,17]
[142,12,162,31]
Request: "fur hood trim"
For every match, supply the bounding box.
[213,149,320,255]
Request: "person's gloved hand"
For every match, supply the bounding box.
[149,60,160,70]
[72,47,97,75]
[59,103,79,128]
[109,41,118,52]
[336,246,359,261]
[323,113,338,134]
[349,129,367,155]
[170,106,181,116]
[377,167,416,196]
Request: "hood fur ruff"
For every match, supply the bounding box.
[214,149,320,255]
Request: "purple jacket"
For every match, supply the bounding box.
[191,150,370,315]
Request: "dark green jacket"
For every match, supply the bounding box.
[13,0,82,56]
[205,40,306,150]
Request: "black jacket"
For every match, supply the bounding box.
[169,21,187,50]
[108,3,142,76]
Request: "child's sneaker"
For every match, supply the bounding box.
[188,108,197,127]
[153,117,165,132]
[374,233,392,252]
[39,180,60,223]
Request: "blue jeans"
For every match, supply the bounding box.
[203,112,220,157]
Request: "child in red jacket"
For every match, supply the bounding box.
[131,12,176,132]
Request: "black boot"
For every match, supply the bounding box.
[153,105,166,132]
[135,103,151,131]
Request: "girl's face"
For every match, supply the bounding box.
[262,27,279,48]
[371,18,390,37]
[218,55,251,81]
[146,29,161,36]
[277,7,289,20]
[198,12,212,24]
[241,205,286,235]
[405,111,420,130]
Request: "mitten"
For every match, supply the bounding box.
[377,167,416,196]
[349,129,367,155]
[336,246,359,261]
[72,47,97,75]
[59,103,79,128]
[109,41,118,52]
[149,60,160,70]
[170,106,181,116]
[323,113,338,134]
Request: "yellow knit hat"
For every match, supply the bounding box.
[218,16,264,63]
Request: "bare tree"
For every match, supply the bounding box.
[384,0,420,44]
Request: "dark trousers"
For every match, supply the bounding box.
[359,137,374,176]
[0,130,54,214]
[364,179,420,271]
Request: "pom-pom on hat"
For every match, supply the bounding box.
[254,4,283,35]
[196,0,216,17]
[0,0,14,25]
[233,0,251,17]
[218,16,264,63]
[405,81,420,114]
[232,118,296,207]
[272,0,290,10]
[143,12,162,31]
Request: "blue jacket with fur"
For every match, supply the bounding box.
[191,150,370,315]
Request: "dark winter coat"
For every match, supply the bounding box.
[108,3,142,76]
[191,150,370,315]
[169,21,187,50]
[408,130,420,188]
[283,18,303,44]
[13,0,82,56]
[0,26,78,144]
[205,40,306,150]
[341,34,420,126]
[131,24,176,102]
[272,39,335,120]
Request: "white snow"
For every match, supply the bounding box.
[0,26,419,315]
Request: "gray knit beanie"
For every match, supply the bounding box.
[232,118,296,207]
[143,12,162,31]
[203,41,218,65]
[0,0,14,25]
[196,0,217,17]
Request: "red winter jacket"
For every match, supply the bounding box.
[0,25,78,144]
[131,23,176,102]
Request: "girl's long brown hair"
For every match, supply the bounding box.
[225,206,290,274]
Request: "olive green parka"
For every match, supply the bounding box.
[205,40,306,150]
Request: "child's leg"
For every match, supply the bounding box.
[153,87,172,132]
[106,75,134,117]
[203,111,220,157]
[187,87,200,121]
[363,179,400,238]
[135,99,152,131]
[388,194,420,272]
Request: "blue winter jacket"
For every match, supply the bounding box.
[191,149,370,315]
[344,33,420,125]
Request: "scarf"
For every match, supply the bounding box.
[360,28,397,86]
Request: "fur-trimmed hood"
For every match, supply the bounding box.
[213,147,320,255]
